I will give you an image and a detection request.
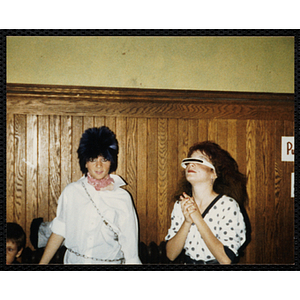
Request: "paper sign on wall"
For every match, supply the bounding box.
[281,137,294,162]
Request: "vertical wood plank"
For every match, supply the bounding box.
[227,119,237,161]
[6,114,15,222]
[274,120,285,263]
[197,119,208,143]
[72,116,83,182]
[83,116,94,131]
[14,115,26,229]
[245,119,257,263]
[255,120,266,263]
[105,117,117,173]
[236,120,247,178]
[167,119,178,229]
[188,119,199,148]
[234,119,249,264]
[208,119,218,142]
[177,119,189,184]
[147,118,158,244]
[61,116,72,191]
[105,117,116,133]
[264,120,276,263]
[216,119,228,150]
[94,116,105,128]
[115,117,127,181]
[126,118,137,204]
[157,118,168,243]
[49,115,61,221]
[38,115,49,221]
[136,118,148,243]
[26,115,38,245]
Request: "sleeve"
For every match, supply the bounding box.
[118,193,141,264]
[217,198,246,256]
[165,201,184,241]
[38,221,53,248]
[50,189,67,238]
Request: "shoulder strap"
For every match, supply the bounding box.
[202,194,223,218]
[81,181,120,240]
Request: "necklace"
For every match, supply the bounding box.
[77,181,125,263]
[87,172,114,191]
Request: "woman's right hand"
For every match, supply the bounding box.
[180,193,197,224]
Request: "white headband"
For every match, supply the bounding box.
[181,158,215,171]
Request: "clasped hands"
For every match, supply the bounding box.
[180,192,201,224]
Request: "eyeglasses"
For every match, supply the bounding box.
[181,158,215,171]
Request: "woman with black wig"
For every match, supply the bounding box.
[40,126,141,264]
[165,141,248,265]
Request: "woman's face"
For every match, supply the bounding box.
[185,150,216,185]
[86,155,111,180]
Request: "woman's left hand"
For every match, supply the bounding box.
[181,192,201,222]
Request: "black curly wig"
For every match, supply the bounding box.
[77,126,119,176]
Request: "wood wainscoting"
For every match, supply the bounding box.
[6,83,294,264]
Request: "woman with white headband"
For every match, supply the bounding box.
[165,141,248,265]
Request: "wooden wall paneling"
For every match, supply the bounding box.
[227,119,237,161]
[207,119,218,142]
[49,116,61,221]
[6,114,14,223]
[136,118,147,243]
[26,115,38,245]
[234,119,249,264]
[6,84,295,264]
[216,119,228,150]
[38,115,49,221]
[176,118,189,227]
[274,120,285,263]
[126,118,137,205]
[83,116,94,131]
[197,119,208,144]
[236,120,247,175]
[177,119,189,176]
[105,118,117,173]
[283,120,294,263]
[255,120,270,263]
[264,120,276,263]
[115,117,127,182]
[61,116,72,192]
[167,118,178,230]
[72,116,83,182]
[94,116,105,129]
[14,115,26,229]
[245,120,257,263]
[147,118,158,244]
[7,88,294,121]
[157,118,168,243]
[188,119,199,148]
[105,117,116,133]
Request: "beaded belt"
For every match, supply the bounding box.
[67,248,125,264]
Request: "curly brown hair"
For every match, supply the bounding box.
[177,141,248,207]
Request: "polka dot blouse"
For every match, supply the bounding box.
[165,195,246,262]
